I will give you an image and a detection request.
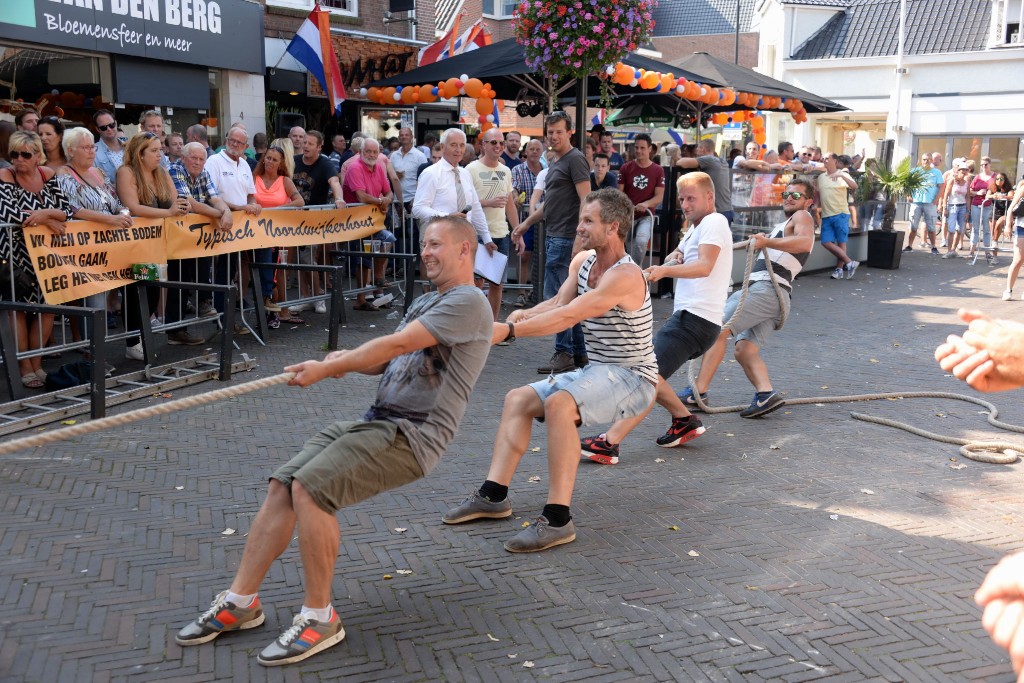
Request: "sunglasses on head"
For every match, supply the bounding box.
[141,132,159,140]
[97,122,117,131]
[781,191,806,199]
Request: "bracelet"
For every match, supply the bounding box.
[505,321,516,343]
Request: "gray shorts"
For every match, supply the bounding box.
[529,364,655,426]
[723,280,790,349]
[271,420,423,514]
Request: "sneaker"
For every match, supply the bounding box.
[580,433,619,465]
[263,297,282,313]
[903,245,913,252]
[503,516,576,553]
[371,293,394,309]
[198,301,217,318]
[677,387,709,412]
[537,351,574,374]
[167,330,206,345]
[267,312,281,329]
[739,391,786,418]
[988,255,998,266]
[939,239,948,248]
[830,268,843,280]
[314,300,327,314]
[289,302,314,313]
[125,342,145,361]
[1003,290,1013,301]
[656,415,706,447]
[257,610,345,667]
[175,591,265,646]
[942,251,958,259]
[573,353,589,369]
[931,247,940,255]
[442,491,512,524]
[844,260,860,279]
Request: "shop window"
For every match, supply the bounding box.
[266,0,358,17]
[988,137,1020,181]
[483,0,516,19]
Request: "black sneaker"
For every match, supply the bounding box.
[580,433,619,465]
[656,415,706,447]
[739,391,785,418]
[537,351,574,374]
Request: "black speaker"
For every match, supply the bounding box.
[876,138,895,168]
[389,0,415,11]
[276,112,306,139]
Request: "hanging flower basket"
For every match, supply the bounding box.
[514,0,656,83]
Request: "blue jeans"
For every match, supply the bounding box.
[946,204,967,234]
[970,203,993,248]
[544,236,585,355]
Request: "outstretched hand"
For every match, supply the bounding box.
[285,350,350,387]
[935,309,1024,392]
[977,552,1024,678]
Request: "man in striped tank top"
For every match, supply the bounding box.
[442,188,657,553]
[681,179,815,418]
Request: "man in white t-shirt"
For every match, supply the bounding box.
[580,172,733,465]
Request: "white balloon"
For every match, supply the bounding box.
[486,114,495,123]
[460,74,469,82]
[393,92,402,101]
[630,79,638,87]
[359,88,368,96]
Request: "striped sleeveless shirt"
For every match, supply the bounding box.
[748,216,811,291]
[576,252,659,385]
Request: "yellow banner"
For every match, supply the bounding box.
[165,205,383,259]
[24,219,166,305]
[22,205,385,305]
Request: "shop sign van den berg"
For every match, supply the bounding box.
[0,0,262,73]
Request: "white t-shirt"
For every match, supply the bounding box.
[673,212,734,325]
[534,168,549,192]
[204,150,255,206]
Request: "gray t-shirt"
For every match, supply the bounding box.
[697,154,733,214]
[365,285,493,474]
[543,148,591,239]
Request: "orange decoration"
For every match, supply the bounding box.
[475,97,494,116]
[464,77,484,98]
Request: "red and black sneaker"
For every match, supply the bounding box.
[656,416,706,447]
[580,433,620,465]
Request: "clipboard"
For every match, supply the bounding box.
[474,243,508,285]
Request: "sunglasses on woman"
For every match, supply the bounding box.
[10,151,36,160]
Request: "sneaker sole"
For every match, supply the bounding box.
[581,451,619,465]
[503,532,576,553]
[441,508,512,525]
[656,425,707,448]
[257,626,346,666]
[175,612,266,646]
[740,400,786,419]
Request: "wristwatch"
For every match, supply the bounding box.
[505,322,516,343]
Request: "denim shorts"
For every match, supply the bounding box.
[723,280,790,349]
[271,420,423,514]
[653,309,721,379]
[529,364,655,426]
[1017,225,1024,239]
[820,213,850,244]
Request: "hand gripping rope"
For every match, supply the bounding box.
[684,240,1024,464]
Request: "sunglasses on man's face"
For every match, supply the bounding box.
[10,151,35,160]
[97,122,117,131]
[781,191,806,200]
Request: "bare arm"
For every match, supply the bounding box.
[286,319,439,386]
[751,211,815,254]
[675,158,700,170]
[645,242,722,282]
[282,177,304,207]
[115,167,187,218]
[505,249,587,322]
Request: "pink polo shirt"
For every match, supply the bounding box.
[342,159,390,204]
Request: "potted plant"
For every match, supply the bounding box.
[862,157,928,268]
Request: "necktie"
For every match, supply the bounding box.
[453,167,467,213]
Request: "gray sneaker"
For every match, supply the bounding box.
[257,610,345,666]
[504,516,576,553]
[175,590,265,646]
[844,260,860,279]
[442,492,512,524]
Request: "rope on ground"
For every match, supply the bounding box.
[0,372,296,457]
[683,242,1023,464]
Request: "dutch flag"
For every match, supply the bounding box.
[286,5,347,114]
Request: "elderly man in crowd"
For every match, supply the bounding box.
[413,128,492,250]
[343,139,396,311]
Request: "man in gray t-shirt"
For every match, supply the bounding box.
[175,217,492,667]
[532,111,591,374]
[677,138,734,223]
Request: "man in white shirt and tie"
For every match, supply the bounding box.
[413,128,492,251]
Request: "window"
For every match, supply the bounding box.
[483,0,517,19]
[323,0,358,16]
[1000,0,1023,44]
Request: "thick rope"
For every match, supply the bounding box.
[682,245,1023,464]
[0,372,296,457]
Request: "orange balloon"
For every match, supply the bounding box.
[401,87,417,104]
[464,77,484,98]
[640,71,659,89]
[419,86,438,104]
[444,77,461,98]
[720,89,736,107]
[476,97,494,116]
[367,87,380,102]
[382,87,397,103]
[660,74,674,92]
[481,121,494,133]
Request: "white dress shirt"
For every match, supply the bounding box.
[413,158,491,244]
[204,150,255,206]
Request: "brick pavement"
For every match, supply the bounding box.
[2,243,1024,682]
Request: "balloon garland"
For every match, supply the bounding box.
[358,63,809,134]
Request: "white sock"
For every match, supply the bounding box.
[301,604,334,622]
[225,591,257,608]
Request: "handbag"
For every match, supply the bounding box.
[1012,194,1024,219]
[0,258,36,300]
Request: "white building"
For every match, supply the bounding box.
[753,0,1024,178]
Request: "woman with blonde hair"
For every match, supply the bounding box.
[0,131,73,387]
[115,132,189,360]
